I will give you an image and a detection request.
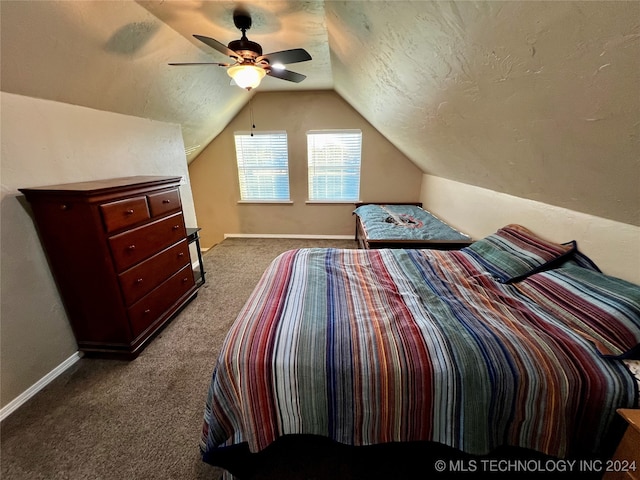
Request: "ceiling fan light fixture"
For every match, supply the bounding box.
[227,64,266,90]
[170,10,311,89]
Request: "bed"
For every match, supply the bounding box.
[353,202,473,249]
[200,224,640,478]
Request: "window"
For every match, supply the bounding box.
[307,130,362,202]
[234,131,290,202]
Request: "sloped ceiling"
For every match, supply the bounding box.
[0,0,332,161]
[1,1,638,226]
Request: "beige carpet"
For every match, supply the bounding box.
[0,237,357,480]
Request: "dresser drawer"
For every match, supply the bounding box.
[148,189,181,217]
[109,212,187,272]
[118,239,190,306]
[128,264,195,339]
[100,196,150,233]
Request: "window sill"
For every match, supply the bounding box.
[237,200,293,205]
[305,200,361,205]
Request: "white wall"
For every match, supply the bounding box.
[420,174,640,285]
[0,92,197,411]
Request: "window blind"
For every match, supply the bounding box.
[307,130,362,201]
[234,131,290,201]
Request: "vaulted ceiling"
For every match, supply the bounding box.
[1,1,638,226]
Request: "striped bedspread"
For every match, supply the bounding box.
[200,247,639,461]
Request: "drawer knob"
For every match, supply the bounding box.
[162,199,171,204]
[125,209,135,215]
[182,277,188,283]
[127,244,136,251]
[178,252,184,257]
[172,225,180,230]
[60,204,69,211]
[136,278,143,284]
[144,309,151,314]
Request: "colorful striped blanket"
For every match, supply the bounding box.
[200,226,639,464]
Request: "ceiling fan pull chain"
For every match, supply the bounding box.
[249,96,256,136]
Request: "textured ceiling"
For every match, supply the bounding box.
[0,0,332,161]
[326,1,639,226]
[1,1,638,226]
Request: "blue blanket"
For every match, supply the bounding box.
[354,204,471,241]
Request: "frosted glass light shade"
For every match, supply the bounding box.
[227,65,266,90]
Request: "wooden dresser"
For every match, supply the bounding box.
[19,176,198,359]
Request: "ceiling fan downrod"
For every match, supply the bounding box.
[229,12,262,60]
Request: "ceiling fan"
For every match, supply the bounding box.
[169,9,312,91]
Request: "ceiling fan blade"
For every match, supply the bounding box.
[193,34,240,60]
[267,68,306,83]
[258,48,312,65]
[168,62,230,67]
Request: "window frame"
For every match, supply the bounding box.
[306,129,363,203]
[233,130,292,204]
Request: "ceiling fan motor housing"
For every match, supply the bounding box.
[228,36,263,59]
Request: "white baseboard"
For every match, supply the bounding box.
[224,233,355,240]
[0,351,83,422]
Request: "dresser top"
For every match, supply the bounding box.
[618,408,640,434]
[19,176,182,196]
